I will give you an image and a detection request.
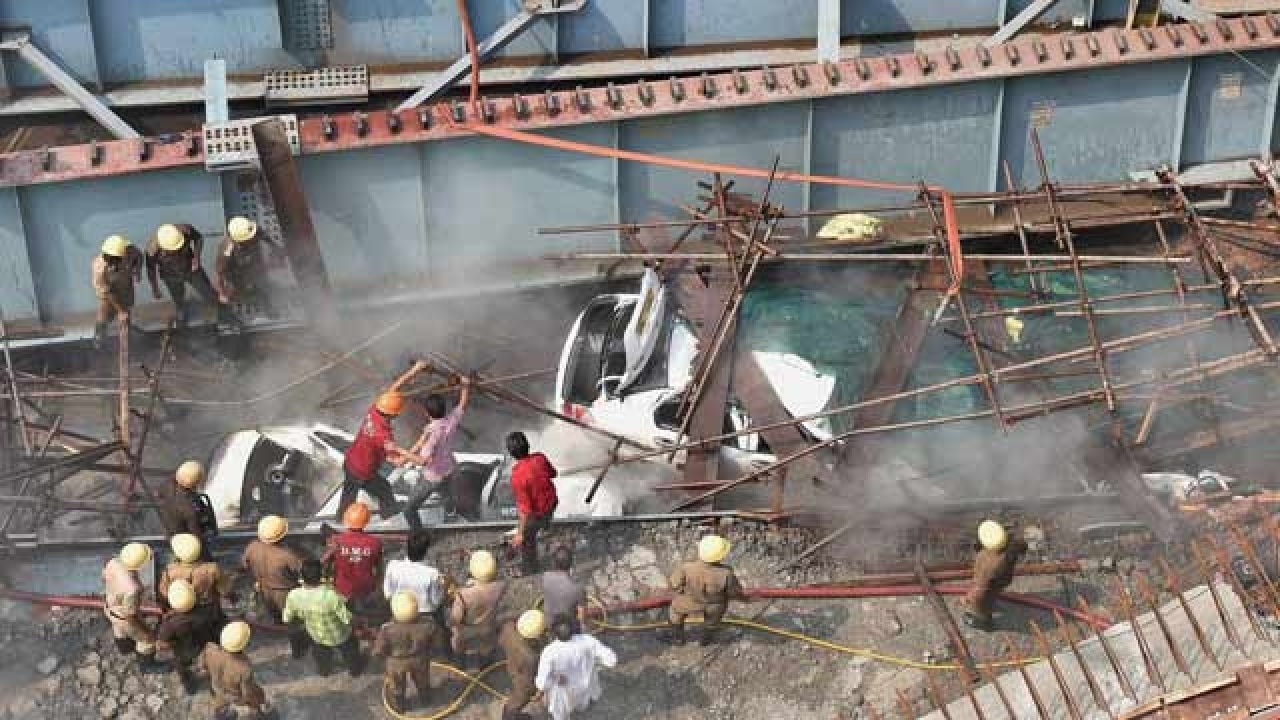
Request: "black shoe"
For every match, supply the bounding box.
[136,652,167,675]
[114,637,136,656]
[177,669,198,696]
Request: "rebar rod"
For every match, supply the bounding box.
[546,251,1194,264]
[1002,161,1043,297]
[1133,573,1193,679]
[0,307,31,456]
[1077,596,1137,703]
[977,660,1017,719]
[1227,523,1280,618]
[1208,536,1272,644]
[1028,619,1084,720]
[1115,578,1166,692]
[1054,611,1114,718]
[1007,641,1051,720]
[1157,557,1222,671]
[923,673,955,720]
[1030,128,1115,412]
[1190,544,1245,653]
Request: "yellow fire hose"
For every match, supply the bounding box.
[380,596,1043,719]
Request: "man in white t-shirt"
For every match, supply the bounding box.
[383,531,449,633]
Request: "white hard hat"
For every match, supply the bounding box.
[469,550,497,582]
[698,535,731,564]
[175,460,204,489]
[517,609,545,640]
[220,621,251,653]
[156,224,186,252]
[167,579,196,612]
[227,216,258,243]
[391,591,419,623]
[978,520,1008,551]
[119,542,152,571]
[170,533,202,563]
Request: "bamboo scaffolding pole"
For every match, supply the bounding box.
[546,251,1194,264]
[1003,160,1044,297]
[0,307,31,456]
[941,280,1238,322]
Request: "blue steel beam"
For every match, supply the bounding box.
[985,0,1062,46]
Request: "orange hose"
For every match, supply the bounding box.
[455,0,481,112]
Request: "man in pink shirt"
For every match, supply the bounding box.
[403,376,472,531]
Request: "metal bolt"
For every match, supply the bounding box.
[822,61,840,85]
[387,112,401,133]
[40,147,53,172]
[354,112,368,137]
[1243,15,1259,39]
[606,82,623,109]
[450,101,466,123]
[701,72,717,97]
[762,65,777,90]
[185,132,199,156]
[1004,43,1021,65]
[915,52,933,73]
[1216,18,1234,41]
[976,45,992,66]
[1191,22,1210,43]
[1085,33,1101,56]
[417,109,431,130]
[854,58,871,79]
[1139,27,1156,50]
[575,86,591,112]
[669,76,685,102]
[1165,25,1184,47]
[1032,40,1048,62]
[543,90,561,116]
[791,64,809,87]
[1061,36,1075,59]
[88,140,101,166]
[513,93,530,119]
[322,115,336,139]
[886,56,901,77]
[480,98,496,123]
[1113,30,1129,53]
[732,69,748,93]
[944,46,961,70]
[137,138,152,162]
[1268,12,1280,36]
[636,80,654,106]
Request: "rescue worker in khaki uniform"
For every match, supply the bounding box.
[449,550,508,668]
[101,542,163,672]
[215,216,278,318]
[157,533,232,629]
[91,234,142,349]
[199,621,276,720]
[145,222,233,328]
[498,609,545,720]
[373,591,439,713]
[156,579,217,695]
[962,520,1028,631]
[157,460,218,555]
[667,535,750,646]
[241,515,307,654]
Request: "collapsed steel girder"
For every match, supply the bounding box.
[2,15,1280,188]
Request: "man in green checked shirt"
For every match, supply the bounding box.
[283,557,366,677]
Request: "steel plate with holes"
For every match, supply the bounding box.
[202,115,300,171]
[265,65,369,108]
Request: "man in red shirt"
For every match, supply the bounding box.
[339,360,429,520]
[323,502,383,612]
[507,431,558,575]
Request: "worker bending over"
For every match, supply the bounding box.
[91,235,142,349]
[507,431,559,575]
[536,614,617,720]
[449,549,507,669]
[146,223,233,329]
[667,534,751,646]
[215,216,279,318]
[499,610,546,720]
[284,557,365,677]
[157,460,218,557]
[963,520,1027,631]
[374,591,440,713]
[199,621,276,720]
[339,360,432,520]
[242,515,307,654]
[102,542,163,673]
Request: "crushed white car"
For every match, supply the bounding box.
[555,267,837,474]
[203,423,626,530]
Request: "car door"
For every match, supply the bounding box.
[616,267,667,393]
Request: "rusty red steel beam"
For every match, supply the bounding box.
[4,17,1280,187]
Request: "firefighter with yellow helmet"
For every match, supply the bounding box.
[666,534,751,646]
[157,459,219,555]
[373,591,441,713]
[101,542,164,673]
[215,215,279,318]
[91,234,142,348]
[199,621,276,720]
[962,520,1028,630]
[145,222,234,328]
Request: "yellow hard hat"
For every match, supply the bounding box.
[167,579,196,612]
[156,224,186,252]
[175,460,204,489]
[517,609,545,640]
[469,549,497,582]
[698,534,731,564]
[1005,315,1025,344]
[257,515,288,544]
[170,533,202,564]
[220,621,251,653]
[101,235,130,258]
[227,216,258,243]
[119,542,152,571]
[978,520,1008,551]
[391,591,419,623]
